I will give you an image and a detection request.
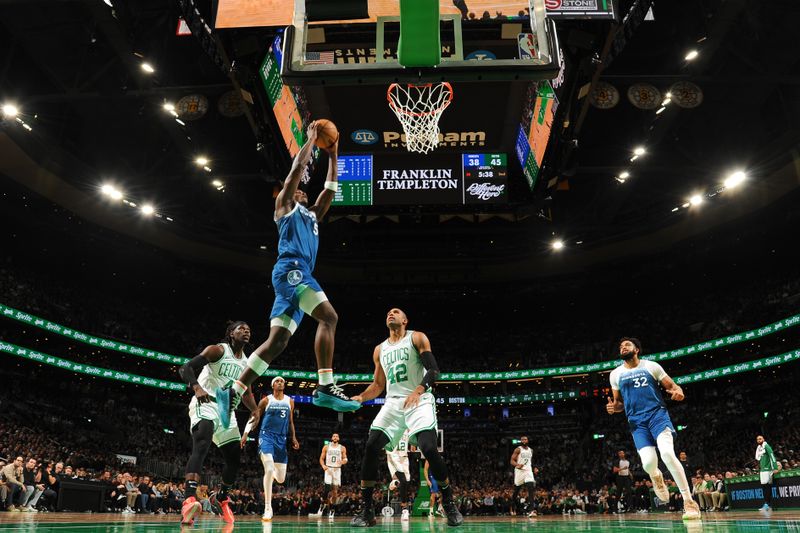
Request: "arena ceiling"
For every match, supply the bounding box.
[0,0,798,269]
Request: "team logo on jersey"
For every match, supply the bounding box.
[351,129,378,145]
[287,270,303,286]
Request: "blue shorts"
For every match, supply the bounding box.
[429,477,440,494]
[259,432,288,464]
[629,408,676,450]
[270,259,325,332]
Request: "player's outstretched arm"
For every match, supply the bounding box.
[289,398,299,449]
[275,121,319,218]
[351,346,387,403]
[179,345,225,402]
[310,139,338,220]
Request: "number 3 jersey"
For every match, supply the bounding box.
[609,359,668,424]
[380,330,426,399]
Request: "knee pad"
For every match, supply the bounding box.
[637,446,659,475]
[261,453,276,474]
[274,464,287,484]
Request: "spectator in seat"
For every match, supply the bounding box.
[20,458,44,511]
[123,473,139,514]
[2,456,26,511]
[137,475,153,513]
[710,474,727,511]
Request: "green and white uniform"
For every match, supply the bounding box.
[188,343,247,447]
[387,429,411,477]
[371,330,437,450]
[757,441,778,484]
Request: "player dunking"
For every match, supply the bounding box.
[178,322,258,526]
[606,337,701,520]
[350,308,463,527]
[510,436,538,517]
[318,433,348,518]
[217,122,360,419]
[387,429,412,521]
[240,376,299,521]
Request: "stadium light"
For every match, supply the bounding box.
[212,179,223,187]
[685,49,699,61]
[724,170,746,189]
[689,194,703,206]
[633,146,646,156]
[619,171,630,179]
[141,204,155,216]
[2,103,19,118]
[551,239,564,251]
[141,62,155,73]
[195,156,209,166]
[101,183,124,201]
[163,102,175,112]
[656,106,666,115]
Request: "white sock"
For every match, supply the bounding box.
[318,369,334,386]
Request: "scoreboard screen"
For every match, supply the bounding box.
[333,152,508,206]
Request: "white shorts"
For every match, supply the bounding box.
[324,467,342,486]
[188,396,240,447]
[387,453,410,478]
[760,471,774,484]
[371,393,437,450]
[514,468,535,486]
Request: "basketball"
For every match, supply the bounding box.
[314,119,339,151]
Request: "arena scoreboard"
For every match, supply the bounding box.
[333,152,508,206]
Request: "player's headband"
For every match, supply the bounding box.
[271,376,285,387]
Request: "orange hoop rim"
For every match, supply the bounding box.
[387,82,454,117]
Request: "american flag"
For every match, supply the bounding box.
[304,51,335,65]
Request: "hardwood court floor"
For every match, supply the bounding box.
[1,510,798,532]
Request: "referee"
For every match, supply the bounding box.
[613,450,632,512]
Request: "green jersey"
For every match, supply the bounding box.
[758,442,778,472]
[380,330,425,399]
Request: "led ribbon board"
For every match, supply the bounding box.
[3,338,799,399]
[1,302,798,380]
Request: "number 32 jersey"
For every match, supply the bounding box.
[610,359,668,424]
[380,330,425,399]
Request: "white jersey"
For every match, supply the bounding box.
[517,447,533,471]
[196,343,247,395]
[326,443,343,468]
[380,330,425,398]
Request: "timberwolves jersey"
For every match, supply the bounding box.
[260,394,291,436]
[276,202,319,269]
[610,359,668,423]
[517,447,533,471]
[195,343,246,394]
[380,331,425,399]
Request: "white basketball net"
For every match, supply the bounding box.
[387,82,453,154]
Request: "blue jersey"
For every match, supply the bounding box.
[260,394,292,437]
[276,203,319,270]
[610,359,668,424]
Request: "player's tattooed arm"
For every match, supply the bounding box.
[606,389,624,414]
[276,121,319,218]
[351,346,386,403]
[179,344,224,403]
[660,375,684,401]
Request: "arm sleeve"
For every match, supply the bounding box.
[179,354,209,387]
[419,351,440,391]
[645,360,667,381]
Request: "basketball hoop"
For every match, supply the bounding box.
[387,82,453,154]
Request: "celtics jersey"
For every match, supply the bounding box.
[325,443,343,467]
[380,330,425,399]
[517,447,533,471]
[392,430,410,457]
[196,343,247,394]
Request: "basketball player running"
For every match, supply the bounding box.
[424,459,444,518]
[218,122,360,419]
[350,308,463,527]
[387,429,412,521]
[510,436,538,517]
[240,376,299,521]
[318,433,348,518]
[178,322,258,525]
[606,337,701,520]
[755,435,780,512]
